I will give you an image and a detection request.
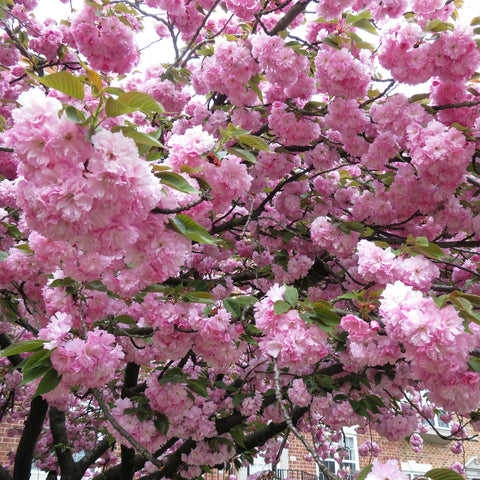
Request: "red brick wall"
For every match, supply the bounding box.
[287,428,480,476]
[0,419,22,468]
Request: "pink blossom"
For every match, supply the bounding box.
[315,47,370,98]
[38,312,73,349]
[366,459,408,480]
[70,6,139,74]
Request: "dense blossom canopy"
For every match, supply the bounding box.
[0,1,480,480]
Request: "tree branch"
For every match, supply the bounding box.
[49,407,79,479]
[270,1,311,35]
[273,360,339,480]
[13,396,48,480]
[93,390,164,469]
[120,363,140,480]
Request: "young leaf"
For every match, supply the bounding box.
[105,97,136,117]
[283,286,298,308]
[155,171,200,194]
[33,71,85,101]
[154,413,170,435]
[116,91,164,114]
[237,135,271,152]
[120,128,164,148]
[1,340,46,357]
[65,106,86,123]
[355,464,373,480]
[353,18,377,35]
[274,300,290,315]
[187,378,209,398]
[425,469,465,480]
[226,147,258,164]
[34,368,62,397]
[169,214,218,245]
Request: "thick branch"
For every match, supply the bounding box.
[77,437,112,475]
[121,363,140,480]
[13,396,48,480]
[270,1,311,35]
[0,466,11,480]
[49,407,78,480]
[432,99,480,111]
[0,333,23,367]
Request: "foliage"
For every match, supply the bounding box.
[0,1,479,480]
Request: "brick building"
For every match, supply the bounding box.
[2,417,480,480]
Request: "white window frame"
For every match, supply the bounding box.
[317,427,360,478]
[401,461,432,480]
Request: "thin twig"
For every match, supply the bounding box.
[272,360,339,480]
[93,389,164,469]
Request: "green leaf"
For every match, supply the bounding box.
[355,464,373,480]
[32,71,85,101]
[187,379,209,398]
[244,323,262,335]
[117,91,164,114]
[1,340,46,357]
[184,291,216,304]
[105,97,136,117]
[424,20,454,32]
[230,425,246,448]
[239,333,258,346]
[22,362,52,385]
[158,367,187,385]
[23,348,52,372]
[50,277,76,288]
[65,106,86,124]
[247,74,264,102]
[237,135,271,153]
[155,171,200,194]
[409,92,430,103]
[84,66,103,93]
[223,298,242,318]
[35,368,62,397]
[154,413,169,435]
[341,221,365,234]
[169,214,218,245]
[405,237,445,260]
[353,18,377,35]
[226,147,258,164]
[84,280,108,292]
[274,300,290,315]
[345,10,371,22]
[468,357,480,372]
[471,16,480,26]
[425,469,465,480]
[120,127,164,148]
[283,286,298,308]
[114,315,137,326]
[0,251,8,261]
[232,394,246,407]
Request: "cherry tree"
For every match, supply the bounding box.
[0,0,480,479]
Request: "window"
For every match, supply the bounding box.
[318,431,359,480]
[401,461,432,480]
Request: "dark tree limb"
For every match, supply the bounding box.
[13,396,48,480]
[270,1,311,35]
[0,333,22,367]
[0,466,11,480]
[49,407,78,480]
[77,437,112,475]
[120,363,140,480]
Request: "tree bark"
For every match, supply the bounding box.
[13,396,48,480]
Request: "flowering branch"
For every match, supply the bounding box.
[273,360,340,480]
